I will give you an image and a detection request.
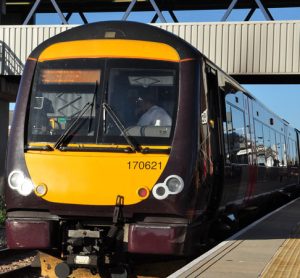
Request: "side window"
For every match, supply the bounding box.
[295,139,299,166]
[276,133,286,167]
[255,120,265,165]
[225,104,247,164]
[270,129,278,166]
[263,125,272,167]
[281,134,287,167]
[287,138,292,166]
[288,138,296,166]
[292,140,296,166]
[293,140,296,166]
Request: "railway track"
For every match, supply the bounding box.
[0,196,297,278]
[0,265,39,278]
[0,248,37,277]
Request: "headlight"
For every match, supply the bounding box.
[8,170,25,190]
[152,183,169,200]
[165,175,184,194]
[18,178,34,196]
[8,170,34,196]
[152,175,184,200]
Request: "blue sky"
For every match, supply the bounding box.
[32,7,300,128]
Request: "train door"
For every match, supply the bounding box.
[202,64,225,213]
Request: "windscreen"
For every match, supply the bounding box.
[27,59,102,144]
[27,59,178,148]
[103,64,177,145]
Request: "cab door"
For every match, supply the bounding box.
[200,64,225,213]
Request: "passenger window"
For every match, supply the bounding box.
[276,133,282,166]
[225,104,247,164]
[255,120,265,165]
[276,133,286,167]
[295,140,299,166]
[281,134,287,167]
[288,139,296,166]
[287,138,291,166]
[263,125,272,167]
[292,140,295,166]
[270,129,278,166]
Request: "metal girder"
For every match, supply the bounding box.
[168,10,178,23]
[221,0,239,21]
[122,0,136,20]
[151,13,158,23]
[244,7,256,21]
[122,0,167,23]
[79,12,88,24]
[151,10,178,23]
[23,0,68,25]
[65,12,88,24]
[148,0,166,23]
[221,0,274,21]
[254,0,274,20]
[65,12,72,21]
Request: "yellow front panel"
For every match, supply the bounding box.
[38,40,180,62]
[25,150,169,206]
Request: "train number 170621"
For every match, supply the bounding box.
[127,161,162,170]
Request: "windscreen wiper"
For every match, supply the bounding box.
[54,82,98,150]
[102,103,140,152]
[25,144,54,151]
[54,102,92,149]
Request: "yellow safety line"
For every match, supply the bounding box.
[260,223,300,278]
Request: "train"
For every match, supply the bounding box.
[5,21,300,277]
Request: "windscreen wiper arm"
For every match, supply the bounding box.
[25,144,54,151]
[102,103,139,152]
[54,102,92,149]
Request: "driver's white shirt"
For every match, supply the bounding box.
[137,105,172,126]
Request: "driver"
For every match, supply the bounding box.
[135,88,172,126]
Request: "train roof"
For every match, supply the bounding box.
[30,21,199,60]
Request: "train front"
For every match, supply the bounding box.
[5,22,200,271]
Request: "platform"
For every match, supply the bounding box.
[169,197,300,277]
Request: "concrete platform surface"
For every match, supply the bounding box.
[169,197,300,278]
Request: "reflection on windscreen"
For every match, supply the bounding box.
[28,66,101,143]
[105,68,177,138]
